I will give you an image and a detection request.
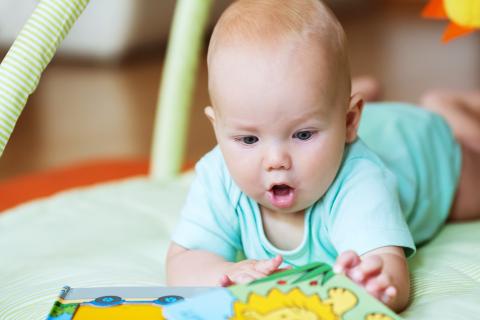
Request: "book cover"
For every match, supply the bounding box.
[46,263,401,319]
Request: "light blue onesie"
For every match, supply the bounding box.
[171,103,462,266]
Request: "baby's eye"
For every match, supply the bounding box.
[293,130,314,140]
[237,136,259,145]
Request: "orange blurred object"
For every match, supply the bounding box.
[0,160,149,212]
[0,159,196,213]
[422,0,478,42]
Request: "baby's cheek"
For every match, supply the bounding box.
[300,166,331,200]
[236,177,262,200]
[224,155,260,188]
[230,170,265,204]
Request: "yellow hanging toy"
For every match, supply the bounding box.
[422,0,480,42]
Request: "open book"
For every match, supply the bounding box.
[46,262,401,319]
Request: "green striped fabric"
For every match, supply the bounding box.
[150,0,213,181]
[0,0,90,157]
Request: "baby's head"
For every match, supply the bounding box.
[205,0,364,215]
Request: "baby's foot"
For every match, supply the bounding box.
[352,76,382,102]
[420,89,480,153]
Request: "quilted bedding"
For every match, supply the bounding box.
[0,175,479,319]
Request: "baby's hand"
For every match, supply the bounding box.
[333,250,397,304]
[219,255,288,286]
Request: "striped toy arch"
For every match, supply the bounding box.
[0,0,89,155]
[0,0,213,181]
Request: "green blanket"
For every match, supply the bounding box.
[0,176,479,319]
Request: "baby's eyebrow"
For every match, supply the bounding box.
[225,122,259,133]
[290,109,327,123]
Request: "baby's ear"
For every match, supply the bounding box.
[346,93,364,143]
[204,106,216,125]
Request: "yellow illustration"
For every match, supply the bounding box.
[422,0,480,42]
[73,304,166,320]
[230,287,357,320]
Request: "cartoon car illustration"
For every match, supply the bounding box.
[73,294,184,319]
[47,287,213,320]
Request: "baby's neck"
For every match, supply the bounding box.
[260,207,306,251]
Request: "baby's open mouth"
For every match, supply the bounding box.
[271,184,292,196]
[267,184,295,208]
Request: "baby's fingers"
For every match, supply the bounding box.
[350,255,383,282]
[334,250,361,274]
[365,274,396,303]
[382,286,397,304]
[219,274,235,287]
[254,255,283,274]
[273,265,293,274]
[233,269,267,284]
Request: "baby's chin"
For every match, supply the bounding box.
[258,199,310,216]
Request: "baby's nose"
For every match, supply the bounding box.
[263,147,291,171]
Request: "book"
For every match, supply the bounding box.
[46,263,401,319]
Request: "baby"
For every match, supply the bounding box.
[166,0,480,312]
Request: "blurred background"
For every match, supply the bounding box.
[0,0,479,182]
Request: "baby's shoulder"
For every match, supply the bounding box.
[326,140,397,199]
[319,140,400,219]
[195,146,242,204]
[339,139,391,177]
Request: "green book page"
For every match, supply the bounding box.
[227,262,401,320]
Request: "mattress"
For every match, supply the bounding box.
[0,175,479,319]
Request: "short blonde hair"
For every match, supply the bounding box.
[207,0,351,98]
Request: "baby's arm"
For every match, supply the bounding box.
[333,246,410,313]
[166,242,285,286]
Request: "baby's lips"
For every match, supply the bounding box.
[267,186,295,208]
[267,181,293,190]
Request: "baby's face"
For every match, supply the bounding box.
[207,42,352,215]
